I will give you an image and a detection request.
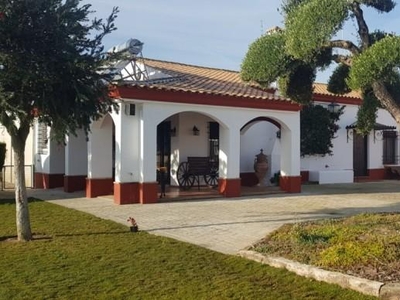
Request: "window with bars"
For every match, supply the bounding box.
[382,131,397,164]
[208,122,219,163]
[37,123,48,154]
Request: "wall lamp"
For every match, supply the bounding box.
[192,126,200,136]
[327,102,340,113]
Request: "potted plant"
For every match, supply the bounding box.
[127,217,139,232]
[270,171,280,186]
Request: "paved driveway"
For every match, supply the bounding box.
[27,181,400,255]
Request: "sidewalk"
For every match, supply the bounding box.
[16,180,400,255]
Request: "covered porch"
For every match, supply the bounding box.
[34,57,302,204]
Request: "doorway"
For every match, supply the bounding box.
[157,121,171,184]
[353,132,368,176]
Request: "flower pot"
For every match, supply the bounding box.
[130,226,139,232]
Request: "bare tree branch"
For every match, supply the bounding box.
[350,1,370,50]
[328,40,360,55]
[332,54,353,66]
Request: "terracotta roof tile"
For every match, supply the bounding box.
[313,82,361,99]
[122,58,362,102]
[129,59,288,102]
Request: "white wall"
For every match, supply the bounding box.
[177,112,211,160]
[300,102,399,176]
[65,131,88,176]
[49,139,65,174]
[240,121,280,184]
[87,115,113,179]
[300,103,356,172]
[240,122,277,172]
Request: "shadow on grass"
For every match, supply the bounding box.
[1,231,135,242]
[0,235,18,242]
[0,197,43,205]
[55,231,136,237]
[0,234,53,242]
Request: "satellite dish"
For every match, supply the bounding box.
[110,38,144,56]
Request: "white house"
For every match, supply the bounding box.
[31,53,399,204]
[301,84,398,184]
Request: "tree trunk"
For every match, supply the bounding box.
[10,123,32,241]
[372,81,400,126]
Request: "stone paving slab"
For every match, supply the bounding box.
[23,181,400,255]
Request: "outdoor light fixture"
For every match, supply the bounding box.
[276,130,281,139]
[170,127,176,137]
[192,126,200,136]
[327,102,340,113]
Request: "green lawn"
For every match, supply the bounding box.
[0,199,375,300]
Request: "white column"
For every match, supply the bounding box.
[48,139,65,174]
[140,104,157,182]
[65,130,87,176]
[112,103,140,183]
[280,117,300,177]
[219,125,241,178]
[35,125,65,175]
[87,116,113,179]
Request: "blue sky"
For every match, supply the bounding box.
[88,0,400,83]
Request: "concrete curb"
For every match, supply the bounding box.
[238,250,400,299]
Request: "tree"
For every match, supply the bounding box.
[300,105,344,157]
[0,0,118,241]
[241,0,400,134]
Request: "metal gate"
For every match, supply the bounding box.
[2,165,34,189]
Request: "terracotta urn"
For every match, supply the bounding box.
[254,149,268,186]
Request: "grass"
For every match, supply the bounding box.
[0,198,375,300]
[253,213,400,283]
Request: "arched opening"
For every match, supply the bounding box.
[156,111,222,200]
[240,117,281,190]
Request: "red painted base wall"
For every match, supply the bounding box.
[300,171,309,183]
[113,182,158,205]
[219,178,241,197]
[368,168,386,180]
[139,182,158,204]
[86,178,113,198]
[64,175,86,193]
[280,176,301,193]
[240,172,258,187]
[34,173,64,189]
